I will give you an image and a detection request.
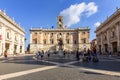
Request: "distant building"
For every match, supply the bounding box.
[0,10,26,56]
[95,8,120,55]
[30,16,90,53]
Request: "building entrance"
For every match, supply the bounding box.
[5,43,10,53]
[112,42,117,54]
[104,44,108,54]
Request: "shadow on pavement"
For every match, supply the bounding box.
[2,56,55,66]
[71,61,120,72]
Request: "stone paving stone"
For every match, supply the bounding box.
[7,67,120,80]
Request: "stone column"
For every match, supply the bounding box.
[47,33,50,49]
[117,22,120,52]
[63,33,66,44]
[70,33,73,44]
[54,33,57,45]
[107,29,111,53]
[101,33,104,54]
[10,31,14,54]
[39,32,43,50]
[2,24,5,55]
[22,37,25,53]
[17,34,20,53]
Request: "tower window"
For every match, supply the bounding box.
[82,38,86,43]
[59,19,61,22]
[34,38,37,44]
[82,32,85,34]
[83,38,86,43]
[34,32,37,35]
[59,24,62,27]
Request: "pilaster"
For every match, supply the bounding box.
[54,33,57,45]
[107,29,111,53]
[70,33,73,44]
[17,34,20,53]
[101,34,104,54]
[117,22,120,51]
[47,33,50,45]
[63,33,66,44]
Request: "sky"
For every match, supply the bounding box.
[0,0,120,49]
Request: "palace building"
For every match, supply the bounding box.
[0,10,25,56]
[30,16,90,53]
[95,8,120,55]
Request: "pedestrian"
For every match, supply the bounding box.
[63,50,66,58]
[41,50,44,60]
[4,50,8,59]
[87,49,91,61]
[76,50,80,60]
[109,51,112,57]
[47,50,50,58]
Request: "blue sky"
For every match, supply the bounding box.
[0,0,120,49]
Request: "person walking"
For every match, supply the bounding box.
[63,50,66,58]
[87,49,91,61]
[4,50,8,59]
[47,50,50,58]
[76,50,80,60]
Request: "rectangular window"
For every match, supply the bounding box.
[84,38,86,43]
[82,38,86,43]
[82,32,85,34]
[74,40,77,44]
[44,39,46,44]
[112,32,114,38]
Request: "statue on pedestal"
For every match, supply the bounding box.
[58,34,63,57]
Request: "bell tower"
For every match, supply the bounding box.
[57,16,64,29]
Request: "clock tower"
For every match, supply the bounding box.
[57,16,64,29]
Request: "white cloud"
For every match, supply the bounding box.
[94,22,101,27]
[60,2,98,27]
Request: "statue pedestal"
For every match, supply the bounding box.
[59,49,63,57]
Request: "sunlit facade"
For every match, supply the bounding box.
[30,16,90,53]
[0,10,26,56]
[95,8,120,55]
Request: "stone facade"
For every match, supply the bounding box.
[30,16,90,53]
[95,8,120,55]
[0,10,25,56]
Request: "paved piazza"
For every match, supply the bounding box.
[0,54,120,80]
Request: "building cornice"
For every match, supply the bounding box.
[95,8,120,32]
[30,27,90,32]
[0,10,26,34]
